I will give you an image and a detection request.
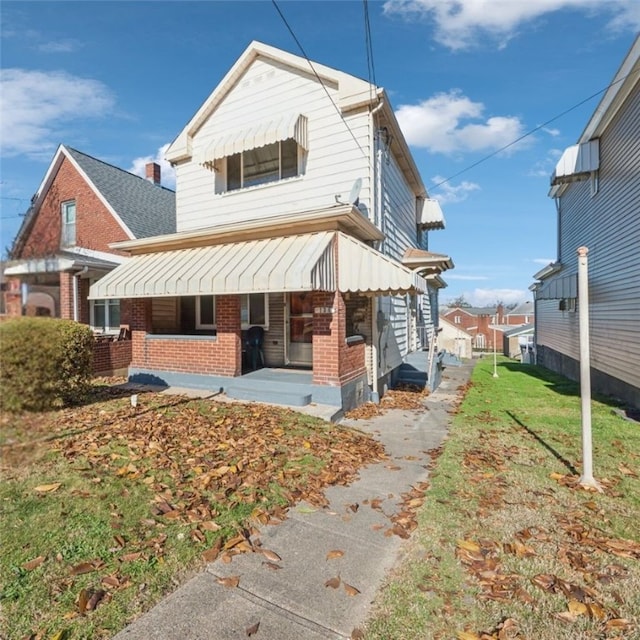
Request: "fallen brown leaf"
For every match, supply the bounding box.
[325,576,341,589]
[246,621,260,636]
[216,575,240,588]
[326,550,344,560]
[343,582,360,596]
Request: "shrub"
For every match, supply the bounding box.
[0,317,94,412]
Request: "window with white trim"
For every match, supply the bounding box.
[241,293,268,328]
[454,315,461,324]
[189,294,269,331]
[91,299,121,333]
[61,200,76,247]
[221,139,302,192]
[196,296,216,329]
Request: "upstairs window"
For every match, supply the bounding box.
[226,139,300,191]
[61,200,76,247]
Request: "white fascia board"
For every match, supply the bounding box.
[533,261,562,280]
[67,246,128,265]
[581,35,640,142]
[166,40,373,163]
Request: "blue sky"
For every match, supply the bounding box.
[1,1,638,305]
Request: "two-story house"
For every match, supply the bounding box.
[441,305,504,350]
[532,35,639,409]
[89,41,453,411]
[3,145,176,374]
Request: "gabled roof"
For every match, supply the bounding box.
[506,300,534,316]
[165,40,427,197]
[64,147,175,239]
[11,145,175,257]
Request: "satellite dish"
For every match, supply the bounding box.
[348,178,362,206]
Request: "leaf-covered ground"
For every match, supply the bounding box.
[365,358,640,640]
[0,384,386,640]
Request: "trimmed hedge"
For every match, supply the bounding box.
[0,317,94,412]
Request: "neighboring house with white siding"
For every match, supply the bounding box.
[90,41,453,411]
[532,35,639,409]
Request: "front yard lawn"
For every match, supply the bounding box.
[0,385,385,639]
[365,358,640,639]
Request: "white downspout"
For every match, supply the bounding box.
[72,267,89,322]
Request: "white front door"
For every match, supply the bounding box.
[286,292,313,367]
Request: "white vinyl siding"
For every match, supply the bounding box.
[175,58,372,232]
[537,80,640,393]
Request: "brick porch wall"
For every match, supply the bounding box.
[129,295,241,377]
[312,291,366,386]
[92,337,132,375]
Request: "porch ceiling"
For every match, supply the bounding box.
[89,231,426,300]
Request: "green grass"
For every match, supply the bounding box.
[0,389,385,639]
[365,357,640,640]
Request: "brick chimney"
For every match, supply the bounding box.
[145,162,161,185]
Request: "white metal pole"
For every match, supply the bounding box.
[577,246,601,490]
[492,325,498,378]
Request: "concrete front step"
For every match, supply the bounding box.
[226,385,312,407]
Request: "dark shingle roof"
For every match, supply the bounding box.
[66,147,175,239]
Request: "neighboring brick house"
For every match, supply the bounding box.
[441,305,505,350]
[90,41,453,410]
[504,300,534,325]
[3,145,175,374]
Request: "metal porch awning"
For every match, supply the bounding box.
[88,231,426,300]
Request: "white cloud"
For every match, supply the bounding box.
[129,143,176,190]
[430,174,480,204]
[38,39,81,53]
[396,90,527,154]
[446,274,489,281]
[465,288,529,306]
[0,68,114,158]
[383,0,640,50]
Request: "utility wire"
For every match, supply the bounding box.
[430,67,640,192]
[271,0,370,165]
[363,0,377,106]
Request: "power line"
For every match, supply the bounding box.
[430,67,640,192]
[271,0,370,164]
[363,0,377,106]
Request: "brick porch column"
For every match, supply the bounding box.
[216,295,242,376]
[312,290,345,386]
[130,298,152,368]
[59,272,75,319]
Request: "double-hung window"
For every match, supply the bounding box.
[91,299,121,333]
[226,139,300,191]
[196,296,216,330]
[61,200,76,247]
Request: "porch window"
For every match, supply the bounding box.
[196,296,216,329]
[183,294,269,331]
[61,200,76,247]
[91,299,121,333]
[225,139,300,191]
[241,293,269,328]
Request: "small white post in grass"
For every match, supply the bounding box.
[492,325,499,378]
[577,246,602,491]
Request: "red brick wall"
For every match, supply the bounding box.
[312,291,366,386]
[4,278,22,316]
[129,296,241,377]
[15,155,130,259]
[92,337,132,375]
[59,272,75,320]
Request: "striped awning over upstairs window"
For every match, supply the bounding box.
[88,231,426,300]
[200,113,307,168]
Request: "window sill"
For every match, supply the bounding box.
[217,174,304,197]
[146,334,218,341]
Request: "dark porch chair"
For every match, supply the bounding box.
[244,326,265,370]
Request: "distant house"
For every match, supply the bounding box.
[441,305,504,350]
[89,41,453,411]
[504,300,534,325]
[503,324,535,359]
[3,145,175,374]
[438,316,473,359]
[532,36,639,409]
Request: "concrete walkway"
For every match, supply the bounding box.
[113,361,475,640]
